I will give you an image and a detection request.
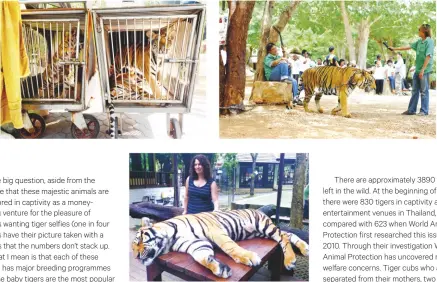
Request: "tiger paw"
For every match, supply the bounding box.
[234,251,261,267]
[284,256,297,270]
[296,240,309,257]
[317,107,324,113]
[208,256,232,278]
[215,261,232,278]
[331,108,340,115]
[342,113,352,118]
[304,109,315,113]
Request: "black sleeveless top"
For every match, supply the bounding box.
[187,177,214,214]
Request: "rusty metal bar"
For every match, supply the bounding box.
[109,20,117,99]
[56,22,60,97]
[62,22,66,99]
[67,22,72,99]
[157,18,161,100]
[118,19,123,101]
[142,18,145,100]
[134,18,138,100]
[168,18,179,98]
[148,18,152,100]
[174,18,189,101]
[74,21,80,101]
[42,23,49,99]
[126,18,131,101]
[102,15,196,21]
[162,18,170,101]
[49,22,55,98]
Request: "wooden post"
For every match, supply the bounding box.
[173,154,179,207]
[268,244,284,280]
[275,153,285,225]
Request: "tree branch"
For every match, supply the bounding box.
[370,15,382,27]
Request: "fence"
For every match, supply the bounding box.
[129,170,184,188]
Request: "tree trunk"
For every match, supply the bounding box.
[290,153,306,229]
[250,153,258,196]
[269,1,300,46]
[340,0,356,63]
[222,1,256,112]
[357,15,381,69]
[357,18,370,69]
[254,0,275,82]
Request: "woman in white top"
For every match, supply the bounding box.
[373,61,387,95]
[394,53,405,95]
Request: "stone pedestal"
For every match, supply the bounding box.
[250,81,292,104]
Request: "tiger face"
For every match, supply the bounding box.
[146,29,176,54]
[132,227,167,266]
[352,70,376,90]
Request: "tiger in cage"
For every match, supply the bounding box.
[22,25,82,99]
[109,28,177,101]
[41,28,80,99]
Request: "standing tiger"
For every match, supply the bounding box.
[302,66,376,118]
[132,209,309,278]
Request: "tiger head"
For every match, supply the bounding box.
[352,69,376,90]
[146,28,177,54]
[132,225,168,266]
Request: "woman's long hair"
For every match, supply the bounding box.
[189,154,212,180]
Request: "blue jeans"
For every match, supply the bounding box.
[388,76,395,90]
[408,72,429,115]
[269,63,298,99]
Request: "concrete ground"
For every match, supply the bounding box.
[1,54,208,139]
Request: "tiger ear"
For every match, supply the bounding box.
[146,30,158,40]
[141,217,153,228]
[132,228,146,258]
[167,29,177,40]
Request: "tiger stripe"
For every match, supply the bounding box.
[302,66,376,118]
[132,209,309,278]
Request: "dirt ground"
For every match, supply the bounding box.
[220,88,436,139]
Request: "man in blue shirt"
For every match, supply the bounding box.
[264,43,301,106]
[390,24,435,116]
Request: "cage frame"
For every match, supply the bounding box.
[92,4,206,115]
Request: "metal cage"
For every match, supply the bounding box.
[17,1,100,139]
[93,4,205,115]
[20,7,89,112]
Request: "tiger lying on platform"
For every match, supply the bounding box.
[110,29,176,101]
[132,209,309,278]
[301,66,376,118]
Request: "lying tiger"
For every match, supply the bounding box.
[132,209,309,278]
[301,66,376,118]
[110,29,176,101]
